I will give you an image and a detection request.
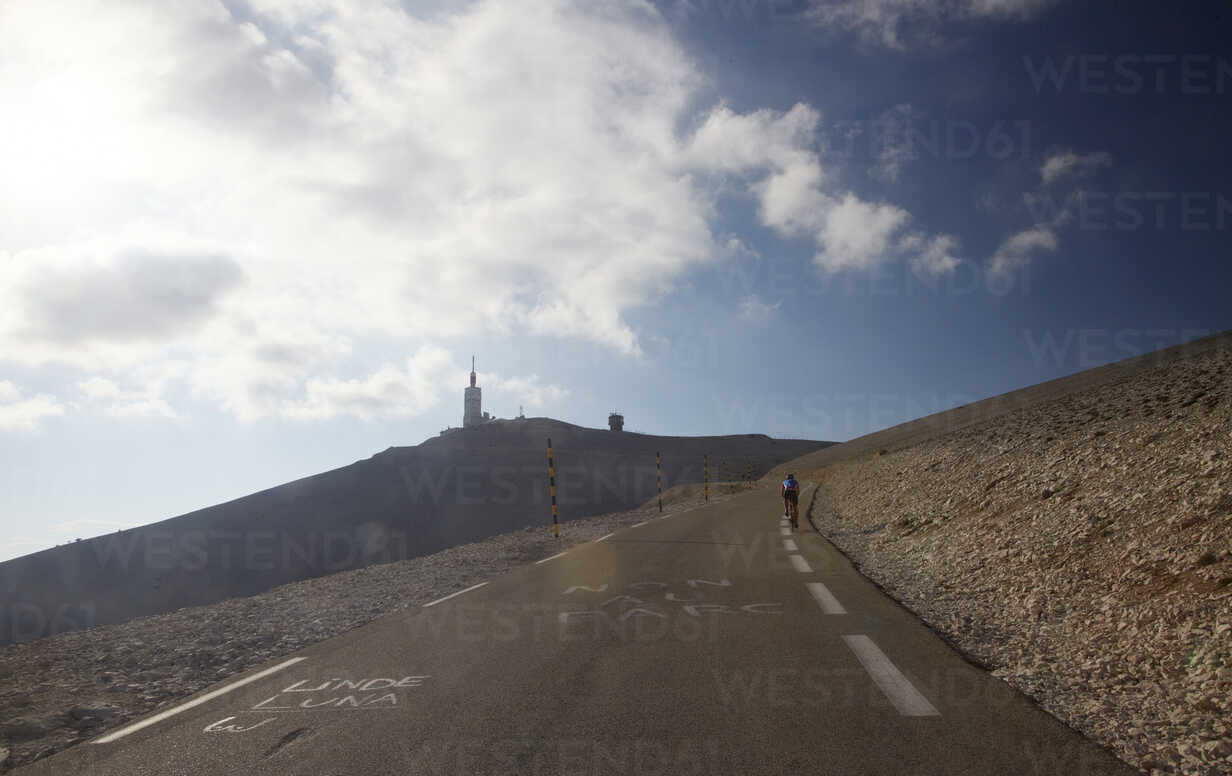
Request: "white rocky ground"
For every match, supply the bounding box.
[0,483,748,772]
[806,345,1232,776]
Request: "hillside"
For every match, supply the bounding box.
[0,418,829,644]
[776,331,1231,475]
[786,332,1231,775]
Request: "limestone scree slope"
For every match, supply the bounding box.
[799,339,1231,775]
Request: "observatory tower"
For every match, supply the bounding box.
[463,356,482,427]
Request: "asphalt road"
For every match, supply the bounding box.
[24,486,1137,775]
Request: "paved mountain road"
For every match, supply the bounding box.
[24,487,1135,775]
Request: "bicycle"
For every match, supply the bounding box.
[784,495,799,531]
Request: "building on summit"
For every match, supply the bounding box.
[463,356,485,427]
[452,356,617,432]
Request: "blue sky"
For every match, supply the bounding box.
[2,0,1230,561]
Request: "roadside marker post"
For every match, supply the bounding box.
[656,451,663,513]
[547,437,559,539]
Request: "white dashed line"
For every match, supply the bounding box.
[842,635,940,717]
[93,657,308,744]
[596,532,616,543]
[780,526,791,536]
[789,554,812,573]
[806,582,846,614]
[423,581,489,607]
[535,551,568,565]
[782,539,798,552]
[632,520,651,528]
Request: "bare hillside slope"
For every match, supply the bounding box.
[795,336,1231,775]
[0,418,828,645]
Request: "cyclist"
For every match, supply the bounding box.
[781,473,800,531]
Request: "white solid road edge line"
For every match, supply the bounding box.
[423,581,489,607]
[841,635,940,717]
[535,551,569,565]
[93,657,308,744]
[789,554,812,573]
[806,582,846,614]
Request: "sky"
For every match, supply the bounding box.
[2,0,1230,561]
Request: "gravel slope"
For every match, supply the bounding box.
[803,342,1231,775]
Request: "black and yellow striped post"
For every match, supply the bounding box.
[703,455,709,502]
[656,451,662,513]
[547,437,559,539]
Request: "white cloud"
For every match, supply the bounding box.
[870,103,921,182]
[0,0,958,422]
[989,225,1057,275]
[803,0,1059,48]
[1041,150,1112,185]
[0,381,65,432]
[738,295,782,321]
[816,194,912,272]
[484,375,570,412]
[75,375,182,420]
[278,345,455,422]
[684,105,956,275]
[686,102,830,235]
[983,149,1110,275]
[900,232,961,275]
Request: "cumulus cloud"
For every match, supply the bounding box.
[816,194,913,272]
[0,381,65,432]
[484,375,571,412]
[988,225,1057,276]
[0,0,958,422]
[685,105,957,273]
[17,250,242,344]
[1040,150,1112,184]
[75,376,181,420]
[900,232,962,275]
[982,148,1110,276]
[803,0,1059,48]
[277,345,454,423]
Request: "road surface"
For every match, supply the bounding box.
[24,486,1136,775]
